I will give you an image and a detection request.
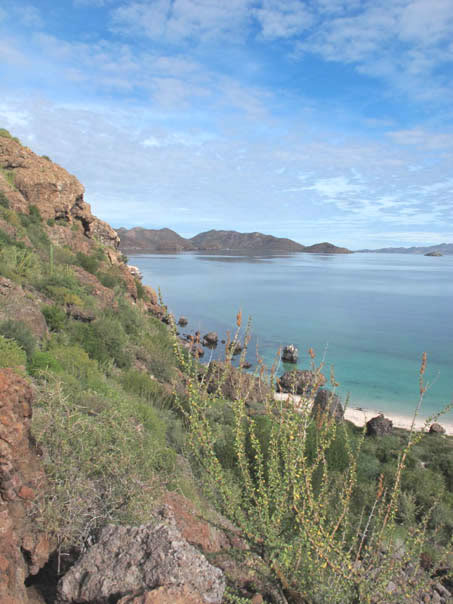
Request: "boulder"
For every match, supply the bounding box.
[178,316,188,327]
[312,389,344,422]
[366,414,393,437]
[204,361,271,405]
[281,345,298,363]
[56,514,225,604]
[203,332,218,347]
[277,369,326,395]
[429,422,446,435]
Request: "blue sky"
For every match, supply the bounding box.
[1,0,453,248]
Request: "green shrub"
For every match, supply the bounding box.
[70,317,131,369]
[0,320,36,360]
[0,167,16,188]
[135,278,146,300]
[42,155,51,161]
[28,205,42,223]
[120,368,169,405]
[42,305,67,331]
[28,350,62,376]
[70,223,79,232]
[0,335,27,369]
[0,191,9,208]
[47,218,55,227]
[50,344,104,385]
[0,128,20,143]
[97,271,118,289]
[75,251,100,275]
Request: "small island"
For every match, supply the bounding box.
[425,251,443,256]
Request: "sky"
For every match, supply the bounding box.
[1,0,453,248]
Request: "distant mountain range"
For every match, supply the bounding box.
[117,227,352,254]
[357,243,453,255]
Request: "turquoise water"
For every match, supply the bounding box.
[131,252,453,420]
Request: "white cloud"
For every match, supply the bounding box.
[111,0,255,42]
[387,128,453,149]
[253,0,313,39]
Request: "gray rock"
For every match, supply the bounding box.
[366,414,393,437]
[429,422,446,435]
[312,389,344,422]
[277,369,326,395]
[57,516,225,604]
[281,344,298,363]
[203,332,218,347]
[178,316,188,327]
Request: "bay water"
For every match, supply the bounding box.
[131,251,453,421]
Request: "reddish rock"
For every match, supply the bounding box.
[0,137,118,248]
[0,370,49,603]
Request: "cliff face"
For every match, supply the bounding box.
[0,137,119,249]
[0,369,49,604]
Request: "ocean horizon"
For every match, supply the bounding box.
[132,251,453,422]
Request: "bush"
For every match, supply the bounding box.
[76,251,100,275]
[47,218,55,227]
[0,320,36,360]
[28,350,62,376]
[0,191,9,208]
[42,305,67,331]
[70,317,132,369]
[120,368,170,406]
[0,335,27,369]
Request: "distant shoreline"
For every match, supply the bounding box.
[274,393,453,436]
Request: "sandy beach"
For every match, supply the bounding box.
[274,393,453,436]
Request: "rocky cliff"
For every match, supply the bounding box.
[0,137,119,249]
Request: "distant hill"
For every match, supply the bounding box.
[117,227,195,252]
[303,242,352,254]
[189,229,305,251]
[119,227,352,254]
[357,243,453,255]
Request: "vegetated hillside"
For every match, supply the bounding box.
[357,243,453,254]
[1,128,452,604]
[117,226,195,252]
[303,241,352,254]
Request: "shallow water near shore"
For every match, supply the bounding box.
[131,251,453,421]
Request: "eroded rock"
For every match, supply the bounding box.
[56,516,225,604]
[0,369,49,603]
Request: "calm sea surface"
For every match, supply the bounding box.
[131,252,453,420]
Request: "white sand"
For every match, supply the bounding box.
[274,392,453,436]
